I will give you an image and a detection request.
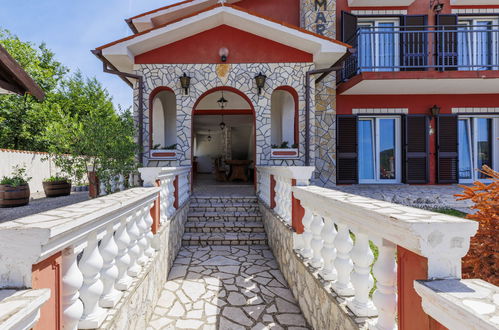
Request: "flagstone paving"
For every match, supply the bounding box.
[147,245,310,330]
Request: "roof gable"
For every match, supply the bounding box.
[135,25,313,64]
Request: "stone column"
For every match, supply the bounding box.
[301,0,338,187]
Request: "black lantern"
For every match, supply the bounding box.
[219,114,226,130]
[217,91,228,109]
[179,73,191,95]
[207,129,212,142]
[430,105,441,117]
[219,47,229,62]
[255,72,267,95]
[430,0,444,13]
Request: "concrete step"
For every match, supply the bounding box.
[182,232,267,246]
[184,221,265,233]
[187,211,262,222]
[189,203,260,213]
[190,196,258,205]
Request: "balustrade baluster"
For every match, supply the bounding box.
[348,232,376,316]
[126,213,142,277]
[310,213,324,268]
[370,240,397,330]
[136,208,149,265]
[320,216,337,281]
[168,177,176,216]
[301,207,314,259]
[78,232,106,329]
[99,223,122,308]
[99,180,107,196]
[283,179,292,224]
[118,174,125,191]
[331,224,354,296]
[144,203,156,257]
[62,247,84,330]
[114,217,132,290]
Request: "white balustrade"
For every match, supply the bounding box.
[291,185,479,329]
[256,168,270,206]
[99,223,122,308]
[144,204,156,257]
[136,208,149,266]
[99,179,107,196]
[178,171,190,206]
[115,216,133,291]
[118,174,125,191]
[62,248,84,330]
[126,213,142,277]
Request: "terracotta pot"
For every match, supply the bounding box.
[43,180,71,198]
[0,184,30,207]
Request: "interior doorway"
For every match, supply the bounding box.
[192,87,256,189]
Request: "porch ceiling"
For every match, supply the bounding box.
[97,5,348,74]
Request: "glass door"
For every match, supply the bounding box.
[358,117,401,183]
[358,18,400,72]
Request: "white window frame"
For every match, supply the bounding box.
[358,116,402,184]
[458,115,499,183]
[457,16,499,70]
[358,17,400,72]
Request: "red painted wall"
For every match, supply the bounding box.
[236,0,300,27]
[337,93,499,184]
[135,25,312,64]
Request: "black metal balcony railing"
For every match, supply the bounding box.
[340,25,499,81]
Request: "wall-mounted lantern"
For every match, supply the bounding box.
[207,129,212,142]
[217,91,228,109]
[179,73,191,95]
[430,0,444,13]
[254,72,267,95]
[219,47,229,62]
[430,104,441,117]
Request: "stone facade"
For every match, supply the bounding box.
[134,63,315,168]
[301,0,339,187]
[259,203,364,330]
[100,202,189,329]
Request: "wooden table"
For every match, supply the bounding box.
[225,160,253,182]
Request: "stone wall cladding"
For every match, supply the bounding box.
[134,63,316,168]
[301,0,338,187]
[100,202,189,330]
[259,202,365,330]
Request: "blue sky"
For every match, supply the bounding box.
[0,0,178,110]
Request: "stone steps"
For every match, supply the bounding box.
[182,232,267,246]
[183,195,266,245]
[184,221,265,233]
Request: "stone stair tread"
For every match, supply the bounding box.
[182,232,267,240]
[185,221,264,228]
[188,211,260,217]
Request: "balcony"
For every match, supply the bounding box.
[339,24,499,95]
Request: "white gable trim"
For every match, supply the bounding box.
[102,6,347,73]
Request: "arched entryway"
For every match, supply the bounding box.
[192,87,256,187]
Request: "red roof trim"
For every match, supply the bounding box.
[128,0,209,20]
[96,4,350,51]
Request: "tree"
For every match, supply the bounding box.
[456,166,499,285]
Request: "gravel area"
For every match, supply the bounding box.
[0,192,89,223]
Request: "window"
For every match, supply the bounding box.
[458,116,499,182]
[271,87,298,147]
[358,116,401,183]
[358,18,400,72]
[458,17,498,70]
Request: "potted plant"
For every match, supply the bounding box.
[42,175,72,197]
[149,143,178,160]
[271,141,299,159]
[0,165,32,208]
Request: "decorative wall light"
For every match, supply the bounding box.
[430,0,444,13]
[254,72,267,95]
[219,114,226,130]
[217,91,228,109]
[430,104,441,117]
[219,47,229,62]
[207,129,212,142]
[179,73,191,95]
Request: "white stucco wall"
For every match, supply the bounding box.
[151,91,177,148]
[0,149,60,193]
[271,90,295,146]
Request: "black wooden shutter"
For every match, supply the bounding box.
[336,115,358,184]
[404,115,429,183]
[401,15,428,71]
[436,14,458,71]
[342,11,358,44]
[437,115,458,183]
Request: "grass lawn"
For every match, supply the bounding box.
[433,208,468,218]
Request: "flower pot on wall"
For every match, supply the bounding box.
[271,148,299,160]
[43,180,71,197]
[0,184,30,207]
[149,149,179,161]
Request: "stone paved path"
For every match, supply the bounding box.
[147,245,310,330]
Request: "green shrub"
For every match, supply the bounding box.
[0,165,31,187]
[43,176,70,183]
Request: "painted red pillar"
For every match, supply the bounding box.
[291,179,305,234]
[174,175,179,209]
[32,252,62,330]
[270,175,276,209]
[150,180,161,234]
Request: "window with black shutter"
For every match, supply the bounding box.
[404,115,429,183]
[436,14,458,71]
[342,11,358,44]
[437,115,458,183]
[401,15,428,70]
[336,115,358,184]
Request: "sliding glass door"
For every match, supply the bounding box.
[458,117,497,182]
[358,117,401,183]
